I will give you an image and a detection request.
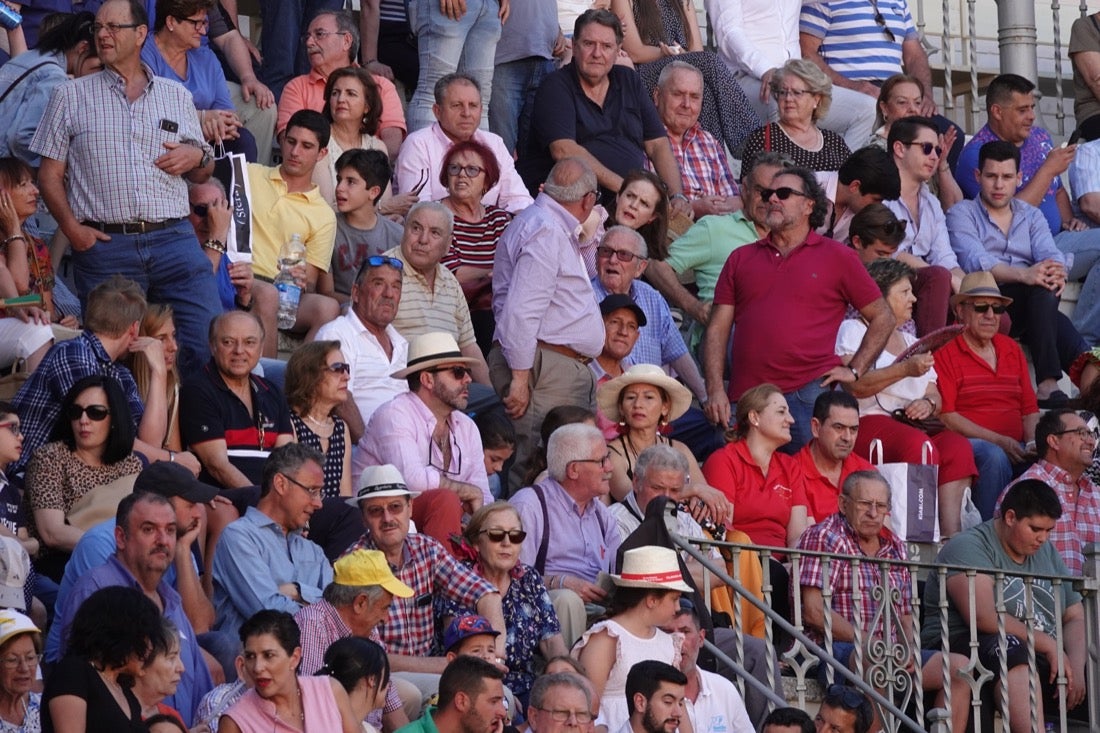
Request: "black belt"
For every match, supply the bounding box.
[82,217,184,235]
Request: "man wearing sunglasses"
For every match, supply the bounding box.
[948,140,1088,411]
[356,332,492,549]
[993,408,1100,575]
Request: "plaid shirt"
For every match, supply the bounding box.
[651,123,738,200]
[1003,460,1100,575]
[796,512,911,644]
[344,532,497,656]
[11,331,144,475]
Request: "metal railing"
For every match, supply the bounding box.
[662,504,1100,733]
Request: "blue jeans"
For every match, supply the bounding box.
[70,219,222,374]
[968,438,1015,520]
[258,0,346,101]
[488,55,555,154]
[780,379,829,455]
[1056,228,1100,346]
[406,0,502,132]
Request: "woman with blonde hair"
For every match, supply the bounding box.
[130,305,181,452]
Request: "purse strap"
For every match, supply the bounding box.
[0,61,55,107]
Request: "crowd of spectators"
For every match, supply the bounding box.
[0,0,1098,730]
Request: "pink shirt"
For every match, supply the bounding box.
[394,123,534,213]
[276,68,407,137]
[222,676,343,733]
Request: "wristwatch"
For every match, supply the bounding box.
[181,137,212,169]
[202,238,227,254]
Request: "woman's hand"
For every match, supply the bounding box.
[903,352,934,378]
[129,336,167,378]
[11,306,48,325]
[903,397,934,421]
[0,191,20,240]
[379,192,419,220]
[658,41,683,57]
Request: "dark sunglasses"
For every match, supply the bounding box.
[904,141,944,157]
[192,203,209,218]
[67,404,110,422]
[872,219,908,236]
[324,362,351,375]
[431,366,472,379]
[969,303,1008,315]
[758,186,809,201]
[478,528,527,543]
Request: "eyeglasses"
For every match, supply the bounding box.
[364,500,409,519]
[773,88,811,99]
[596,245,646,263]
[191,203,209,218]
[92,22,141,35]
[280,472,324,500]
[301,29,348,42]
[428,435,463,476]
[446,164,485,178]
[847,497,890,515]
[758,186,809,202]
[175,15,208,30]
[870,0,897,43]
[870,219,907,236]
[1054,427,1098,441]
[826,685,873,713]
[571,452,612,467]
[903,141,944,157]
[478,528,527,543]
[66,404,110,422]
[324,362,351,375]
[968,302,1008,315]
[431,366,472,380]
[0,653,39,670]
[0,422,20,438]
[532,707,594,724]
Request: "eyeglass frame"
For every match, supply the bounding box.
[596,245,647,263]
[174,15,208,30]
[301,28,350,42]
[530,706,595,724]
[757,186,810,202]
[902,140,944,157]
[0,421,21,438]
[428,433,463,476]
[92,22,142,35]
[280,472,324,500]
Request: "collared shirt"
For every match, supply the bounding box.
[276,66,406,137]
[294,599,403,723]
[1069,138,1100,225]
[706,0,801,79]
[796,511,911,644]
[315,311,409,427]
[799,0,919,83]
[947,197,1065,273]
[511,477,620,580]
[685,668,755,733]
[355,391,491,502]
[0,48,68,166]
[591,277,688,367]
[796,442,876,523]
[212,506,334,635]
[885,186,959,269]
[12,331,144,475]
[30,64,210,223]
[935,333,1037,442]
[396,707,441,733]
[712,231,882,398]
[343,533,498,656]
[52,556,213,726]
[956,124,1063,234]
[395,123,533,213]
[245,163,336,280]
[384,245,476,347]
[493,193,604,369]
[998,460,1100,575]
[609,492,720,565]
[654,122,738,200]
[664,211,759,302]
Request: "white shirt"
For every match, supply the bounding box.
[685,669,755,733]
[704,0,802,79]
[315,311,409,427]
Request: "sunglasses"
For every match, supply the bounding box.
[904,141,944,157]
[431,366,472,379]
[478,528,527,543]
[758,186,809,201]
[324,362,351,375]
[355,255,404,281]
[870,0,896,42]
[67,404,110,422]
[826,684,872,712]
[192,203,209,218]
[969,303,1008,315]
[872,219,908,236]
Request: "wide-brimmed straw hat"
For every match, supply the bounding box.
[391,332,478,378]
[599,546,693,593]
[949,271,1013,307]
[596,364,692,423]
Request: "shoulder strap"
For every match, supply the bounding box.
[533,482,550,575]
[0,61,55,107]
[764,122,772,152]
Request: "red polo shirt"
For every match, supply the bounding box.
[796,441,876,522]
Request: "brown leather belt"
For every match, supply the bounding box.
[537,340,592,364]
[82,217,184,235]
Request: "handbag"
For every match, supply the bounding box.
[869,438,940,543]
[227,152,253,262]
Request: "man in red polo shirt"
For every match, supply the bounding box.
[797,391,874,523]
[702,165,895,453]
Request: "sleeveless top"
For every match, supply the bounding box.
[222,676,342,733]
[290,413,347,499]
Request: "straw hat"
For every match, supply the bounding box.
[597,364,693,424]
[602,546,693,593]
[391,332,478,378]
[949,271,1013,307]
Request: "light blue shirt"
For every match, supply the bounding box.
[591,277,689,367]
[1069,138,1100,226]
[885,185,959,269]
[0,49,68,166]
[946,197,1065,272]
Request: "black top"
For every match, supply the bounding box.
[42,656,146,733]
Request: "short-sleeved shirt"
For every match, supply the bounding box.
[330,215,405,297]
[42,656,145,733]
[740,122,851,175]
[179,362,293,488]
[933,333,1037,442]
[522,64,667,200]
[245,164,337,280]
[712,231,882,398]
[920,520,1081,648]
[656,122,738,199]
[141,42,233,111]
[798,0,919,83]
[276,68,406,138]
[1070,15,1100,126]
[383,246,476,347]
[314,312,409,427]
[796,443,875,522]
[664,211,759,302]
[702,440,808,549]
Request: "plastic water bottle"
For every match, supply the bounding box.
[275,233,305,329]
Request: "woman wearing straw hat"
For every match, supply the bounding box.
[573,546,692,732]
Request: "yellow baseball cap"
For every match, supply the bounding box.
[333,550,414,598]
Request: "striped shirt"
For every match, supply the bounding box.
[378,0,407,24]
[384,245,477,348]
[441,205,513,271]
[799,0,919,83]
[30,64,210,223]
